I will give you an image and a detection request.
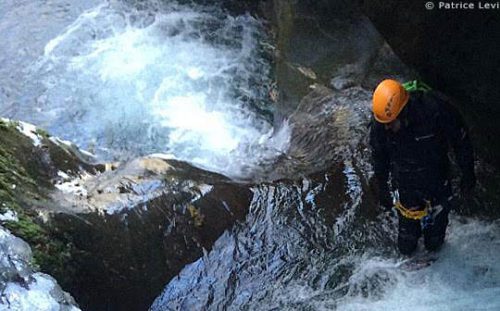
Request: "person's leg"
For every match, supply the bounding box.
[423,204,450,251]
[398,214,421,255]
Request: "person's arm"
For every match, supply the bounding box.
[369,121,392,208]
[436,94,476,193]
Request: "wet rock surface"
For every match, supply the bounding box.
[150,115,388,310]
[0,119,253,311]
[149,45,389,311]
[269,0,414,122]
[1,1,500,311]
[0,225,80,310]
[51,155,252,311]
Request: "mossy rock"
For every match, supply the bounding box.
[0,119,94,288]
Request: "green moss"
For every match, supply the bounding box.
[4,214,77,284]
[0,135,39,220]
[0,120,77,284]
[0,118,59,193]
[0,119,9,130]
[4,216,45,242]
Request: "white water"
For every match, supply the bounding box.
[246,215,500,311]
[336,216,500,310]
[2,0,289,179]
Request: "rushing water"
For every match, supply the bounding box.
[2,1,499,311]
[152,176,500,311]
[337,217,500,311]
[0,0,288,180]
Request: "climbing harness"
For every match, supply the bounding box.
[394,200,430,220]
[402,80,432,93]
[392,190,444,226]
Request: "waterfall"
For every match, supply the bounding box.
[5,0,290,179]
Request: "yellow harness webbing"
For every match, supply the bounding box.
[394,201,431,220]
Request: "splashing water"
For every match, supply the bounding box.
[337,217,500,311]
[8,0,288,179]
[151,169,500,310]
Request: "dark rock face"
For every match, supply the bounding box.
[262,85,373,180]
[359,0,500,167]
[50,157,252,311]
[52,179,251,310]
[269,0,415,122]
[0,119,253,311]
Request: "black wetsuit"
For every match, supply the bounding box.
[369,90,475,254]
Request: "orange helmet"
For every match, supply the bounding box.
[372,79,409,123]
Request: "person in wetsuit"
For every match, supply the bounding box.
[369,79,476,255]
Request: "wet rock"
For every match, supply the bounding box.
[48,155,252,311]
[150,159,389,310]
[269,0,413,121]
[150,2,500,309]
[0,119,253,310]
[256,84,373,181]
[149,72,387,311]
[0,118,101,291]
[0,226,80,310]
[331,75,357,91]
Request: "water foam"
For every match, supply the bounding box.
[25,1,287,179]
[337,217,500,310]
